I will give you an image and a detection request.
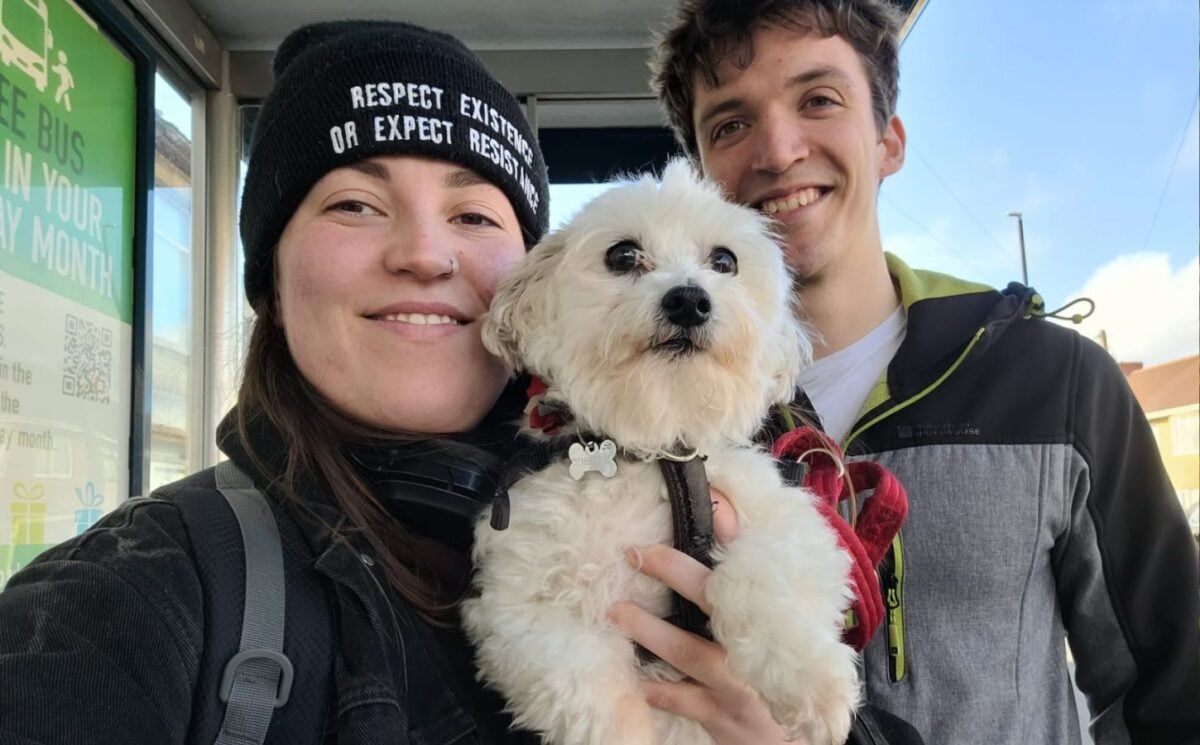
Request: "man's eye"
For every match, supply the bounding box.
[605,240,642,274]
[711,120,745,142]
[709,247,738,275]
[455,212,499,228]
[804,95,838,109]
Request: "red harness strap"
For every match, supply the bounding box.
[772,427,908,651]
[525,376,569,435]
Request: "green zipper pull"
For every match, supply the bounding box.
[882,534,906,682]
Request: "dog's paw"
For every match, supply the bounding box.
[753,652,859,743]
[765,669,858,745]
[719,626,859,745]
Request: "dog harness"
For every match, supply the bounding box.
[493,379,908,650]
[491,378,717,641]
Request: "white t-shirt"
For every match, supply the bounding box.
[796,306,907,444]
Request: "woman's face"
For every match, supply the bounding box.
[276,155,526,433]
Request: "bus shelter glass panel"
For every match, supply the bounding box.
[0,0,137,586]
[549,183,617,231]
[149,72,194,491]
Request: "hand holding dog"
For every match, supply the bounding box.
[609,490,805,745]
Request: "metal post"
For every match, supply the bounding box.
[1007,212,1029,286]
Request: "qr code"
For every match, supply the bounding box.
[62,314,113,404]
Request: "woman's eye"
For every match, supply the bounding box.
[709,247,738,275]
[712,120,745,142]
[454,212,499,228]
[329,200,381,216]
[605,240,641,274]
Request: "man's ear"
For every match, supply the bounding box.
[481,233,565,374]
[879,114,906,180]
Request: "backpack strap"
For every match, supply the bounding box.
[212,459,294,745]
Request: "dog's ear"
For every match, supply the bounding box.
[765,306,813,405]
[482,233,566,373]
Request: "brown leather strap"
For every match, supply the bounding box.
[659,457,714,640]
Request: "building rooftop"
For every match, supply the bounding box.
[1125,354,1200,415]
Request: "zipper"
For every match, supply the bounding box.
[840,325,988,683]
[843,326,987,449]
[879,534,906,682]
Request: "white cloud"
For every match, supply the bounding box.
[1059,252,1199,365]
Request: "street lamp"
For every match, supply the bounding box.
[1007,212,1029,286]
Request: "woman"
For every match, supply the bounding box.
[0,19,811,745]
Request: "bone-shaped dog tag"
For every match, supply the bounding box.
[568,440,618,480]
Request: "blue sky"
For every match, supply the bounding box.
[879,0,1198,365]
[552,0,1199,365]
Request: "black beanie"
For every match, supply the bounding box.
[240,20,551,307]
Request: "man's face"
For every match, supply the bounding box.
[692,25,905,282]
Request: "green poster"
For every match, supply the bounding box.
[0,0,135,587]
[0,0,135,323]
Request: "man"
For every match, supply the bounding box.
[651,2,1200,743]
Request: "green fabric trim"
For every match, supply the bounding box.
[855,380,893,439]
[885,252,995,311]
[844,326,988,451]
[840,254,996,436]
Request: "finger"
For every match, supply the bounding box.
[641,679,718,725]
[608,601,727,686]
[629,544,713,616]
[710,488,740,544]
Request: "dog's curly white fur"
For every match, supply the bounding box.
[462,160,859,745]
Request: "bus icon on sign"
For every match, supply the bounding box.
[0,0,54,92]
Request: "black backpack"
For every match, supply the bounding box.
[167,461,335,745]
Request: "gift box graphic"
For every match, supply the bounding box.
[75,481,104,535]
[11,483,47,545]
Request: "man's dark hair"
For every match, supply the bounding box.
[651,0,904,159]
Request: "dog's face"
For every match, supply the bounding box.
[484,159,811,453]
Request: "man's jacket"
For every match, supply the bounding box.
[846,254,1199,745]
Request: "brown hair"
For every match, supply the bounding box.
[235,297,462,624]
[651,0,904,159]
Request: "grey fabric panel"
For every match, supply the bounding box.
[858,443,1136,745]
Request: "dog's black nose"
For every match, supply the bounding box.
[661,285,712,328]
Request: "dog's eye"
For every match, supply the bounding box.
[605,240,641,274]
[709,247,738,275]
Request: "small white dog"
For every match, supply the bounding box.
[462,160,858,745]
